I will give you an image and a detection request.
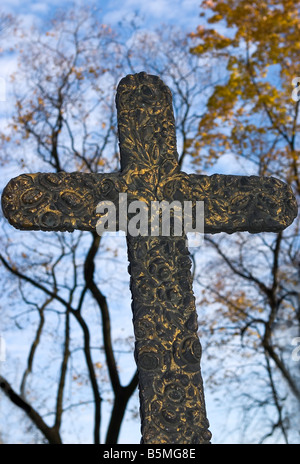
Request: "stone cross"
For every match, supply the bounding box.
[1,72,297,444]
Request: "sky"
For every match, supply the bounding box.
[0,0,203,31]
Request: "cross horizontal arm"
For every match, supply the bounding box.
[1,172,122,232]
[171,173,297,234]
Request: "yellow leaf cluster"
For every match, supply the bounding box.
[190,0,300,170]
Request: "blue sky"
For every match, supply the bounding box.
[0,0,203,31]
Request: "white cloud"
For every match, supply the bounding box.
[30,2,50,14]
[207,153,258,176]
[102,0,201,30]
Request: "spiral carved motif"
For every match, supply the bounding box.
[1,72,297,444]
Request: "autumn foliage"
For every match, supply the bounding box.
[190,0,300,191]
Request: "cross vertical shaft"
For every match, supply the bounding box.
[127,235,211,444]
[1,72,297,445]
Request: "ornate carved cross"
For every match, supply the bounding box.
[1,72,297,444]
